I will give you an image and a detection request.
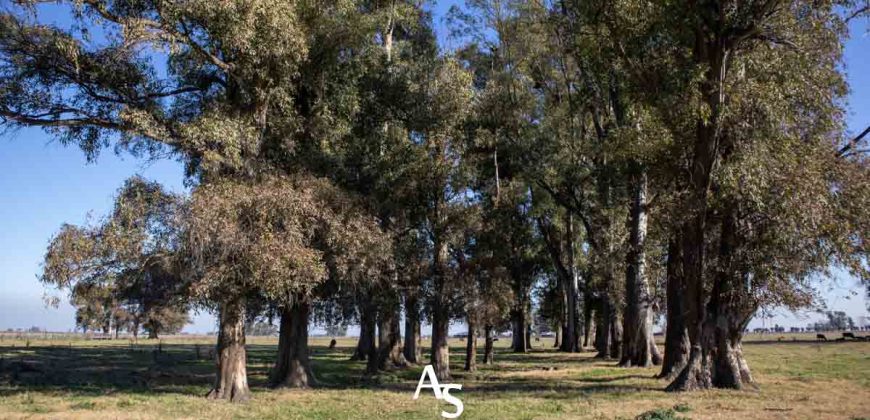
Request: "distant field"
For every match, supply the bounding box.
[0,334,867,419]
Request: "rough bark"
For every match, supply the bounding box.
[594,297,611,358]
[609,308,622,359]
[668,206,756,391]
[464,319,477,372]
[620,167,661,367]
[511,307,528,352]
[351,299,376,362]
[270,299,315,388]
[540,214,580,353]
[483,325,495,365]
[582,297,593,348]
[207,300,250,402]
[666,12,730,391]
[660,237,690,378]
[403,293,422,364]
[565,216,581,352]
[377,306,408,370]
[553,324,562,348]
[667,301,755,391]
[430,238,451,380]
[668,208,710,391]
[431,304,451,380]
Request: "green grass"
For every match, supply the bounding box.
[0,335,867,419]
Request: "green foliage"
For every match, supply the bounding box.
[184,174,389,306]
[41,177,189,337]
[3,0,869,401]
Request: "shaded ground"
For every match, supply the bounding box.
[0,335,867,419]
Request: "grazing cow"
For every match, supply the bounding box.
[816,334,828,341]
[842,332,866,341]
[328,338,337,349]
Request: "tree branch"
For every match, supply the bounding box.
[838,126,870,157]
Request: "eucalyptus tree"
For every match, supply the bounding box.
[320,0,445,373]
[1,0,386,401]
[68,282,115,334]
[185,175,388,398]
[535,201,585,352]
[41,177,189,340]
[408,57,475,380]
[517,0,631,358]
[451,0,565,355]
[639,0,869,391]
[399,231,429,364]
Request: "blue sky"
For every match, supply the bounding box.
[0,5,867,334]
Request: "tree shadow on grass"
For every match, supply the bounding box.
[0,342,664,400]
[0,343,243,398]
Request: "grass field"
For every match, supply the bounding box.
[0,334,867,419]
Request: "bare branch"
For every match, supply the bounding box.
[837,126,870,157]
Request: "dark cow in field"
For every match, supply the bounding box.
[816,334,828,341]
[843,332,867,341]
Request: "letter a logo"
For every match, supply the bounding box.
[413,365,464,418]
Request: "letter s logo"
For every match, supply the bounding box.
[440,384,463,419]
[413,365,465,418]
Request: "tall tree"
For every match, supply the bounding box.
[184,175,388,397]
[42,177,189,340]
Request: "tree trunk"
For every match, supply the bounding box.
[431,303,451,380]
[620,167,661,367]
[483,325,494,364]
[666,208,710,390]
[650,329,663,365]
[559,317,569,350]
[541,213,580,353]
[582,297,593,348]
[365,309,379,375]
[666,22,728,392]
[464,319,477,372]
[553,324,562,348]
[660,237,690,378]
[207,300,250,402]
[511,308,528,352]
[377,305,408,370]
[668,205,757,391]
[559,282,571,352]
[526,323,533,350]
[352,299,376,362]
[270,299,314,388]
[430,237,451,380]
[565,215,581,352]
[595,297,611,358]
[148,329,158,340]
[708,207,755,389]
[404,293,422,364]
[609,308,622,359]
